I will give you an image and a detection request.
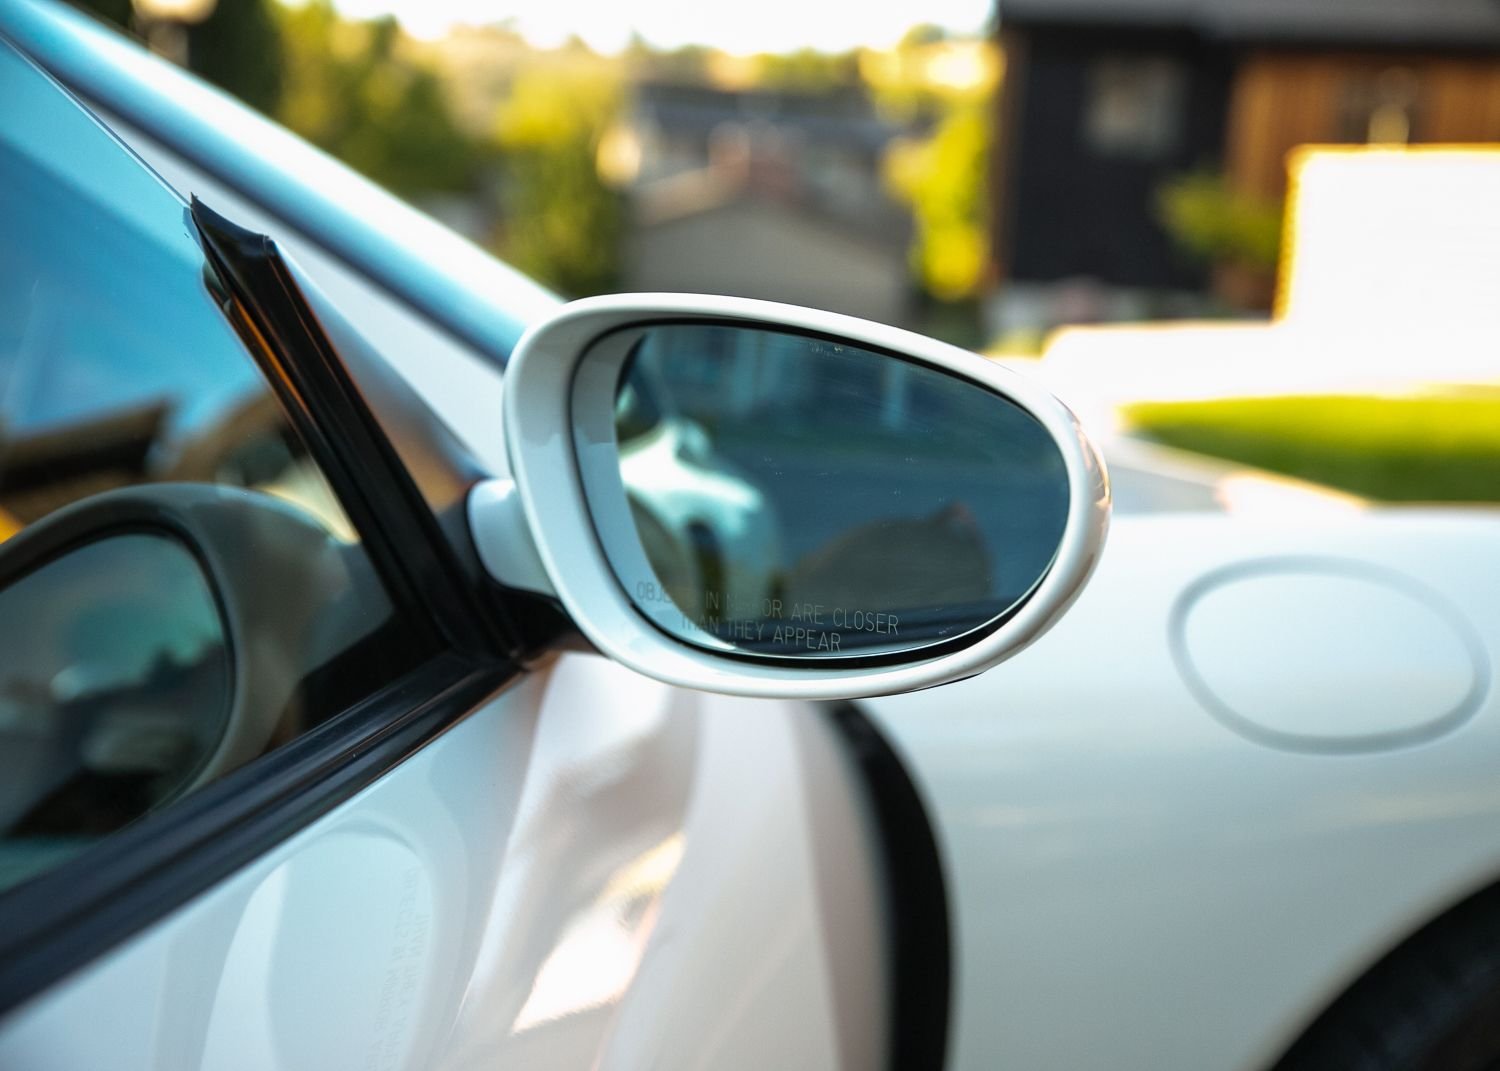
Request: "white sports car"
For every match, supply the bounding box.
[2,3,1499,1070]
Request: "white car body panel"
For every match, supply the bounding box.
[0,657,888,1070]
[867,512,1500,1069]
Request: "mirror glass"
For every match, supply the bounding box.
[576,323,1072,661]
[0,534,230,891]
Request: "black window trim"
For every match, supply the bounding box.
[0,653,513,1015]
[0,198,526,1015]
[191,198,519,660]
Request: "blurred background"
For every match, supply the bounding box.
[69,0,1500,509]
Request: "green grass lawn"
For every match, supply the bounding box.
[1123,393,1500,503]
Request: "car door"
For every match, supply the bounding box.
[0,36,893,1071]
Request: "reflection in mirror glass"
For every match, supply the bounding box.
[0,535,230,891]
[577,323,1071,660]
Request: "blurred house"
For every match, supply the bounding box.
[991,0,1500,334]
[1040,146,1500,444]
[613,83,915,326]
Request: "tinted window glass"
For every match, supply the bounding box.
[0,43,424,890]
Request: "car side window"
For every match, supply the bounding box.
[0,43,427,892]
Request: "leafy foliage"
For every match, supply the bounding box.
[754,49,860,92]
[874,33,998,304]
[276,1,478,197]
[186,0,284,114]
[67,0,283,113]
[66,0,993,310]
[492,67,624,296]
[67,0,133,35]
[884,104,990,301]
[1126,393,1500,502]
[1157,172,1284,272]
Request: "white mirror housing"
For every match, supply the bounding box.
[471,293,1109,699]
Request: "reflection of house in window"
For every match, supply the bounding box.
[0,403,167,522]
[618,83,915,328]
[1084,56,1186,159]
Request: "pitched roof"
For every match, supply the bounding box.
[998,0,1500,46]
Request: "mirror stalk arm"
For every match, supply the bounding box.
[468,478,555,597]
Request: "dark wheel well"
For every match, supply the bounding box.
[1273,878,1500,1071]
[825,701,951,1071]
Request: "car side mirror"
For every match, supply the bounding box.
[471,294,1109,698]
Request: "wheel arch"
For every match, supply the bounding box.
[1270,872,1500,1069]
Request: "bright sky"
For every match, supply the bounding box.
[324,0,993,52]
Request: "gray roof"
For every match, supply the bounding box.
[998,0,1500,46]
[634,83,904,156]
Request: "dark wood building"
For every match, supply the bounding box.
[992,0,1500,322]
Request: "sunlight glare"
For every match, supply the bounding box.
[319,0,992,51]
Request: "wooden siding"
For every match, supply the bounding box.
[1227,51,1500,199]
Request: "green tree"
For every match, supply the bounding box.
[755,49,859,92]
[186,0,284,115]
[884,102,990,302]
[66,0,132,33]
[66,0,283,113]
[492,67,623,296]
[1157,171,1284,273]
[864,25,957,121]
[276,1,478,197]
[628,40,712,84]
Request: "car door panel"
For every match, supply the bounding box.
[0,655,888,1069]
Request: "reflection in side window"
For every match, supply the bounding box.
[0,41,429,893]
[0,535,228,891]
[0,136,350,540]
[0,45,350,542]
